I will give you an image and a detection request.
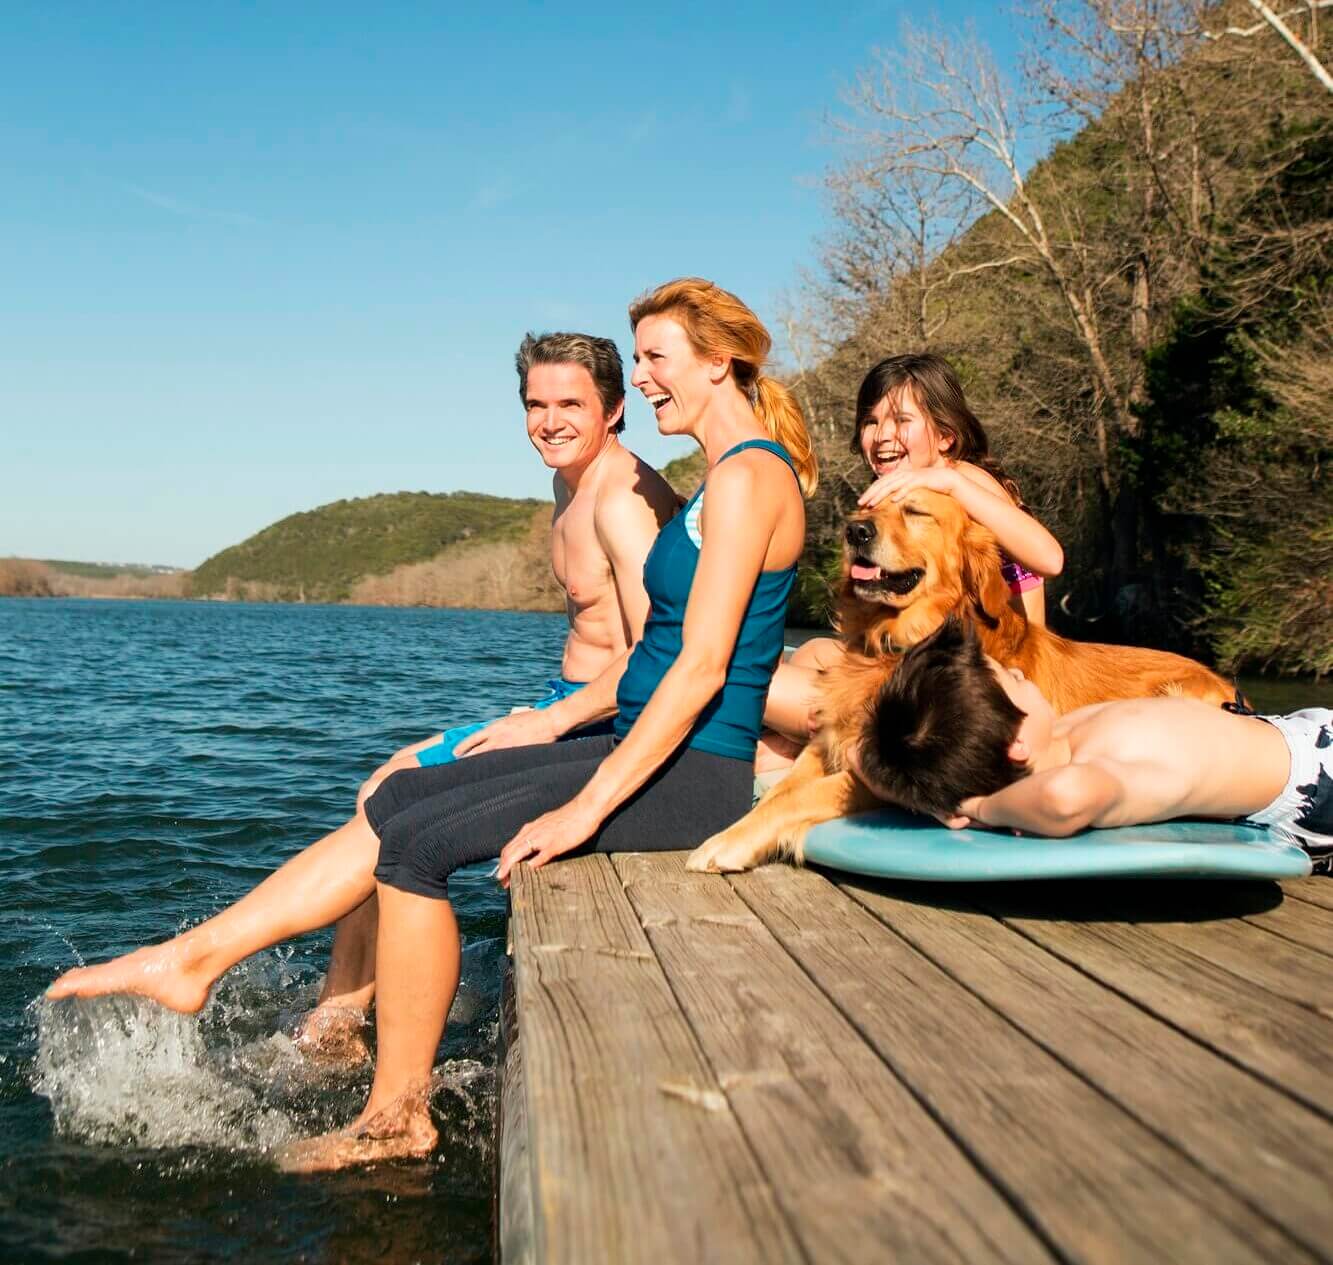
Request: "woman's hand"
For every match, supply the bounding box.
[496,798,603,887]
[858,463,961,509]
[454,708,559,757]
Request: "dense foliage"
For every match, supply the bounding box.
[783,1,1331,672]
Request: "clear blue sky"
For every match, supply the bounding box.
[2,2,1020,567]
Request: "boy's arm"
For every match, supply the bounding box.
[958,763,1124,837]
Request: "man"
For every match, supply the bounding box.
[302,332,679,1057]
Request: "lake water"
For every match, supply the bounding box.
[3,598,1330,1263]
[2,598,572,1264]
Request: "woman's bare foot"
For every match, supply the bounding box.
[275,1086,437,1173]
[46,944,213,1014]
[293,1005,373,1068]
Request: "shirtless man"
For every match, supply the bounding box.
[303,332,679,1054]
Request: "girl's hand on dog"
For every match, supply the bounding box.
[858,464,960,508]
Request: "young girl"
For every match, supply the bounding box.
[757,353,1062,768]
[853,352,1062,624]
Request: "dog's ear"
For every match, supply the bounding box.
[960,522,1009,628]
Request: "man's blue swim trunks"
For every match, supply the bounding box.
[416,678,612,766]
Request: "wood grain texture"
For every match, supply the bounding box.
[498,964,534,1265]
[732,863,1317,1265]
[991,907,1333,1117]
[508,855,802,1265]
[611,852,1051,1265]
[1243,891,1333,956]
[1283,877,1333,912]
[835,874,1333,1260]
[1136,913,1333,1013]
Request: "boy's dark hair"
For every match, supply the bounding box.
[860,618,1028,818]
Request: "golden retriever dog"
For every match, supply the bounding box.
[688,488,1234,873]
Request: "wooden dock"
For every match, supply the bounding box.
[498,855,1333,1264]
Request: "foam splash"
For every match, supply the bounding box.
[32,993,298,1151]
[30,951,497,1161]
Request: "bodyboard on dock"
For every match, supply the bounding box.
[802,809,1313,881]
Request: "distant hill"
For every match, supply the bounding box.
[189,490,560,607]
[1,558,187,599]
[43,559,180,579]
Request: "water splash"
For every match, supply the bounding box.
[30,950,496,1163]
[32,993,298,1152]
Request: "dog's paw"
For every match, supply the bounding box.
[685,835,726,872]
[687,832,774,874]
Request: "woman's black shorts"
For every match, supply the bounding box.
[364,735,754,900]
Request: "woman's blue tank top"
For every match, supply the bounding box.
[613,439,800,761]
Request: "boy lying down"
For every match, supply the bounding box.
[852,619,1332,875]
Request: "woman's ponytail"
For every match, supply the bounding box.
[754,375,818,497]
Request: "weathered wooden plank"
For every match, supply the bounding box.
[833,875,1333,1259]
[1243,891,1333,957]
[1283,876,1333,912]
[1138,914,1333,1014]
[498,963,534,1265]
[610,852,1052,1265]
[732,863,1318,1265]
[508,855,802,1265]
[989,906,1333,1118]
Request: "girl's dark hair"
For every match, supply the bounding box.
[852,352,1023,505]
[859,618,1028,820]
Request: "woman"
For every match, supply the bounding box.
[48,277,817,1171]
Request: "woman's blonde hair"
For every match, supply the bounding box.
[629,277,818,496]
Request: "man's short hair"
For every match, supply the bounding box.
[515,332,626,434]
[860,618,1028,819]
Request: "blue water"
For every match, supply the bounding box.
[1,598,569,1264]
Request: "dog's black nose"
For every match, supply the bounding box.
[846,519,876,548]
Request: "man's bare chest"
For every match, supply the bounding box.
[551,505,613,610]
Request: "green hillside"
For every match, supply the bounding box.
[190,490,549,602]
[660,447,706,497]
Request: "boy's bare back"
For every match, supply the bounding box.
[1057,697,1291,827]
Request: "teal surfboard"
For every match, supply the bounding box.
[802,808,1313,881]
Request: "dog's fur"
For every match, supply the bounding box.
[687,488,1234,873]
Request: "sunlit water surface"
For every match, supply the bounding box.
[2,598,569,1263]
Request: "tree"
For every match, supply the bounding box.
[1204,1,1333,93]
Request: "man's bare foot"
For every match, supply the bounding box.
[293,1005,372,1069]
[46,944,212,1014]
[275,1090,438,1173]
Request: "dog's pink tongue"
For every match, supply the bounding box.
[850,562,883,581]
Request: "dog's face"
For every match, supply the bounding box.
[844,489,968,607]
[839,489,1009,652]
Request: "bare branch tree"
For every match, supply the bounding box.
[1203,2,1333,93]
[841,23,1137,487]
